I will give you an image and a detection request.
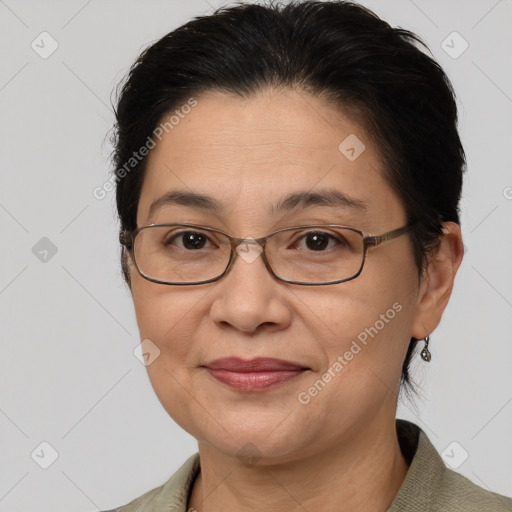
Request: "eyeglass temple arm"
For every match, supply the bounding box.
[364,224,415,248]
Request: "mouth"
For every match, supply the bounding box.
[202,357,309,392]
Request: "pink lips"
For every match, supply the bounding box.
[203,357,308,392]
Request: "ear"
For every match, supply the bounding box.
[411,222,464,339]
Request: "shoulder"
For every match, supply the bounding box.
[101,453,200,512]
[390,420,512,512]
[436,467,512,511]
[100,483,165,512]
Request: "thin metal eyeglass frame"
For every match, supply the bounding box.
[119,222,417,286]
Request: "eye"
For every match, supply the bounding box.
[164,230,214,250]
[292,231,344,251]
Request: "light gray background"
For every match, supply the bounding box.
[0,0,511,510]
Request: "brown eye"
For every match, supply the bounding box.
[304,232,331,251]
[165,230,212,250]
[292,231,343,252]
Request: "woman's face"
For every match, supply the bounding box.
[130,88,426,463]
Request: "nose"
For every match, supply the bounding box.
[208,240,292,334]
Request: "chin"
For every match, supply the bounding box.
[190,415,315,465]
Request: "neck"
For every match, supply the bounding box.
[188,419,409,512]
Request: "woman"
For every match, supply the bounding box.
[105,1,511,510]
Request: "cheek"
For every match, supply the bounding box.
[130,274,205,361]
[293,292,412,435]
[132,267,185,328]
[296,251,418,388]
[130,276,209,429]
[293,278,409,351]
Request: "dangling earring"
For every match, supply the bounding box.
[420,335,431,362]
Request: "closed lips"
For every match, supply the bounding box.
[203,357,308,372]
[203,357,309,392]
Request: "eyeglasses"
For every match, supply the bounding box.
[119,222,416,286]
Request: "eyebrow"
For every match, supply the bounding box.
[270,188,367,216]
[147,187,367,219]
[148,190,224,219]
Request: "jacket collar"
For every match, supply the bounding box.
[387,419,446,511]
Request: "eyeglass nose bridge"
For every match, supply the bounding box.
[222,234,278,280]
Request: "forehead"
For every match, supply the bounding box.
[137,88,404,228]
